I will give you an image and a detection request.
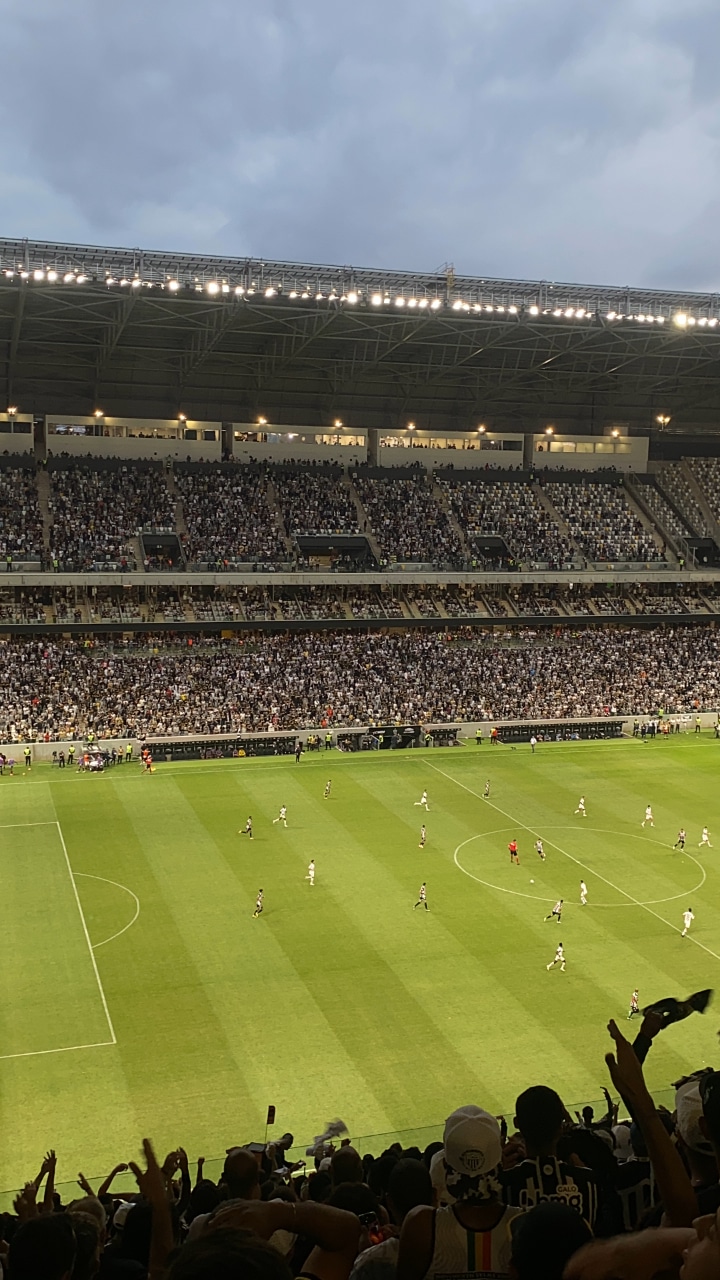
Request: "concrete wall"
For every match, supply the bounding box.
[232,442,366,466]
[46,435,222,462]
[378,446,523,471]
[9,711,719,759]
[532,435,649,473]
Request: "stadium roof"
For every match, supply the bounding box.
[2,235,720,433]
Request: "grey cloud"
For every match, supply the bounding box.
[0,0,719,288]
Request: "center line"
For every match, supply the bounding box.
[425,760,720,965]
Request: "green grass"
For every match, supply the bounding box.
[2,735,720,1203]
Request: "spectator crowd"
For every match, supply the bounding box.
[1,624,719,739]
[352,476,464,565]
[0,465,45,562]
[543,481,664,563]
[48,466,175,570]
[3,1002,720,1280]
[175,468,287,566]
[274,470,360,537]
[438,478,575,568]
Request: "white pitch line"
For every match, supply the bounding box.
[0,1040,115,1063]
[454,826,706,908]
[55,821,117,1044]
[425,760,720,964]
[0,821,58,828]
[74,873,141,949]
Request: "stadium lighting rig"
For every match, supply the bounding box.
[2,239,720,332]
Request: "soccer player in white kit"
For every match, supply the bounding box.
[414,882,428,910]
[414,791,430,811]
[699,827,713,848]
[580,880,588,905]
[575,796,587,817]
[547,942,565,971]
[682,907,695,937]
[419,825,426,848]
[642,805,654,828]
[306,859,315,886]
[535,839,546,861]
[273,805,288,827]
[324,780,332,799]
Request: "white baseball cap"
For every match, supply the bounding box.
[443,1105,502,1177]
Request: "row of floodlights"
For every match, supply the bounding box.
[1,268,719,327]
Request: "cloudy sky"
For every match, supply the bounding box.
[1,0,718,289]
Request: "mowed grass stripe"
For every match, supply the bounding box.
[177,768,492,1131]
[120,776,398,1143]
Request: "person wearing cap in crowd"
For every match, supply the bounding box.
[502,1086,601,1230]
[675,1077,720,1213]
[397,1105,523,1280]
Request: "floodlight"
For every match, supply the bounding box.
[418,298,429,308]
[94,409,104,418]
[395,297,405,306]
[430,299,442,310]
[564,308,574,317]
[316,292,324,300]
[606,311,616,321]
[206,282,220,294]
[709,318,718,327]
[408,421,416,429]
[334,418,342,427]
[408,298,418,308]
[371,293,382,305]
[673,313,687,327]
[221,283,229,293]
[611,428,620,438]
[575,308,585,319]
[265,287,276,297]
[257,416,267,425]
[76,274,86,283]
[131,279,141,288]
[168,279,180,291]
[347,291,358,304]
[528,305,539,316]
[234,286,245,296]
[7,405,17,415]
[179,413,187,422]
[545,425,554,435]
[33,269,44,281]
[63,273,75,283]
[508,305,518,314]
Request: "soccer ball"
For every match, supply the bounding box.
[530,879,535,884]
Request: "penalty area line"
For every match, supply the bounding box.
[425,760,720,965]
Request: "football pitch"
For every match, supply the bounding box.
[2,735,720,1201]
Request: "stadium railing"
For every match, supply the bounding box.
[0,1088,678,1210]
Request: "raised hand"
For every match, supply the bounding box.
[129,1139,168,1208]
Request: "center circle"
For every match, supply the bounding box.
[453,826,707,907]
